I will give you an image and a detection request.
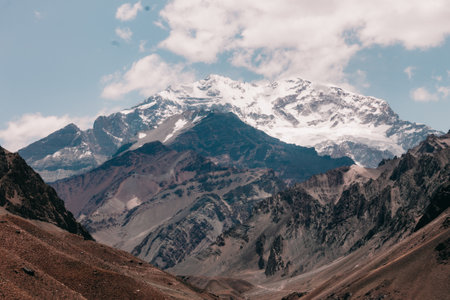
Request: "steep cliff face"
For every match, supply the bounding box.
[171,132,450,281]
[0,146,91,239]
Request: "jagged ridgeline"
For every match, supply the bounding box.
[171,132,450,283]
[19,75,440,182]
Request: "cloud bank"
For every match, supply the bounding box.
[101,54,195,99]
[157,0,450,85]
[0,113,93,152]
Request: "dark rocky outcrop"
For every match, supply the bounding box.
[0,146,92,239]
[265,235,284,276]
[435,238,450,264]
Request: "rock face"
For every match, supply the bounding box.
[171,132,450,281]
[123,111,353,183]
[0,146,91,239]
[19,75,440,181]
[51,139,287,269]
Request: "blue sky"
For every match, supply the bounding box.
[1,0,449,151]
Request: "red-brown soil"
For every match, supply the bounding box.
[0,211,214,299]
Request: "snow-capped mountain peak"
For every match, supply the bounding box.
[130,75,439,166]
[19,74,442,181]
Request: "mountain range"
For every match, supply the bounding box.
[51,112,354,269]
[19,75,441,182]
[3,130,449,299]
[6,74,449,299]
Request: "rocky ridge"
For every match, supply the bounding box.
[0,146,91,239]
[171,131,450,283]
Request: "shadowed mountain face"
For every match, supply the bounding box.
[171,132,450,286]
[50,113,353,270]
[0,146,91,240]
[168,112,354,183]
[52,140,286,269]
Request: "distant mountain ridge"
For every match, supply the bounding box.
[162,112,353,183]
[19,75,441,182]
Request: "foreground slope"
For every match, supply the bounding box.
[0,212,213,300]
[19,75,440,181]
[303,212,450,300]
[0,146,213,299]
[171,132,450,294]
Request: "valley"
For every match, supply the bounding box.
[2,77,449,299]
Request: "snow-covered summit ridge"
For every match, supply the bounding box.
[19,74,442,182]
[123,74,441,167]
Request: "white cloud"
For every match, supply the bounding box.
[437,86,450,98]
[101,54,196,100]
[115,27,133,42]
[0,113,93,152]
[404,66,415,80]
[153,20,166,30]
[158,0,450,85]
[34,10,42,20]
[139,40,147,52]
[116,1,143,21]
[410,87,439,102]
[433,75,443,82]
